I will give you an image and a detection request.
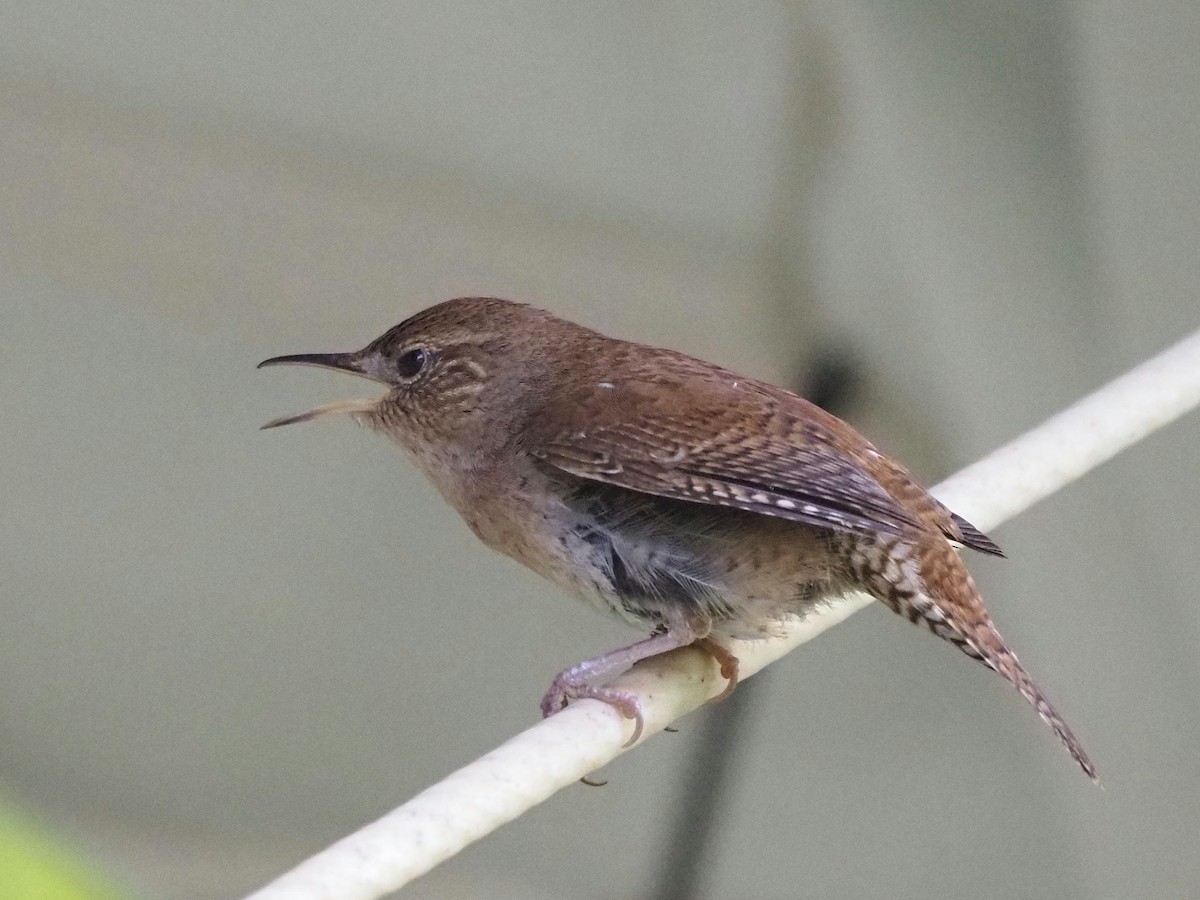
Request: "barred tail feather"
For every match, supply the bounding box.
[842,533,1097,782]
[981,639,1099,783]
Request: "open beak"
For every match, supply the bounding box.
[257,351,387,429]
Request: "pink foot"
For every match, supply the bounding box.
[696,637,740,702]
[539,622,709,747]
[541,675,646,746]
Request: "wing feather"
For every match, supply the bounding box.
[528,372,926,539]
[946,511,1005,557]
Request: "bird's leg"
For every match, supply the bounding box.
[542,620,706,746]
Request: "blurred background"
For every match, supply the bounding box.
[2,2,1199,898]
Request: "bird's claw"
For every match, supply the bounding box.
[541,677,646,747]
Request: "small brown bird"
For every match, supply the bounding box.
[260,297,1095,780]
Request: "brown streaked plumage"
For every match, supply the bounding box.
[259,297,1096,781]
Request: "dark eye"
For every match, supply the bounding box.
[395,347,428,379]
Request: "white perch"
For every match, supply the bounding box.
[248,327,1200,900]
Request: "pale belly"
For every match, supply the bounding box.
[459,464,846,639]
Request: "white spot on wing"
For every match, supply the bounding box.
[650,447,687,464]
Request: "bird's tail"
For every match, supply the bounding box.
[844,533,1097,782]
[918,538,1098,783]
[979,634,1098,783]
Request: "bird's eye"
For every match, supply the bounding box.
[395,347,428,379]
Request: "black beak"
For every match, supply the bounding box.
[258,351,387,430]
[257,352,364,374]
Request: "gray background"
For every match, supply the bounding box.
[2,2,1198,898]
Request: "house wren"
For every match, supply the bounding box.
[259,297,1095,781]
